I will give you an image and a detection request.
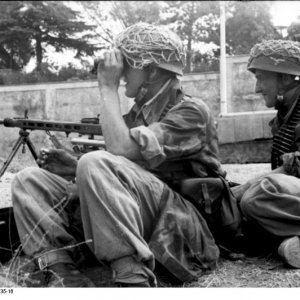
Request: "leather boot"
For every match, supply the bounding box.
[43,263,95,287]
[35,249,95,287]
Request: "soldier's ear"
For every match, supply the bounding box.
[281,74,295,87]
[148,66,159,81]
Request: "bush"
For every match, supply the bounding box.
[0,62,96,85]
[57,64,95,81]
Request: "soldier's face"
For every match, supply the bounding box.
[122,63,147,99]
[255,70,279,108]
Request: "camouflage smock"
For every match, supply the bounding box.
[122,77,224,282]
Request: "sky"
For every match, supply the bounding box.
[25,1,300,72]
[271,0,300,27]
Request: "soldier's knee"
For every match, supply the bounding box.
[11,167,41,190]
[77,151,114,177]
[11,167,44,207]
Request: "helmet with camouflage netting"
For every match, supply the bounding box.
[114,22,185,76]
[248,40,300,76]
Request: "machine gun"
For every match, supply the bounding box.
[0,111,106,179]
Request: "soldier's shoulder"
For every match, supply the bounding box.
[176,95,210,114]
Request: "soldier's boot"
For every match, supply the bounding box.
[36,250,95,287]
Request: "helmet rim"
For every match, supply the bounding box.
[248,55,300,76]
[157,61,183,76]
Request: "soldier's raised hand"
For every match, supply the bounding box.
[96,49,124,89]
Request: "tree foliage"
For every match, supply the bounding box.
[0,0,284,83]
[110,1,162,28]
[158,1,280,72]
[226,1,281,55]
[79,1,116,46]
[287,18,300,42]
[0,1,101,71]
[0,1,33,70]
[160,1,220,73]
[79,1,163,45]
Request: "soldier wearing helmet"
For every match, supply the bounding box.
[247,40,300,168]
[11,23,224,287]
[232,40,300,269]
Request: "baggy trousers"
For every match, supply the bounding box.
[12,150,219,282]
[11,151,166,270]
[240,173,300,237]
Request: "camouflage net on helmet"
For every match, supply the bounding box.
[114,23,185,69]
[248,39,300,67]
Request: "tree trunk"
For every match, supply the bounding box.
[0,46,19,70]
[185,38,192,73]
[184,2,195,74]
[35,35,43,71]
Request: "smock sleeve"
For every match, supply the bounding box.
[129,100,209,169]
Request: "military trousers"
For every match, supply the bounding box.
[11,150,170,283]
[12,150,219,283]
[240,173,300,237]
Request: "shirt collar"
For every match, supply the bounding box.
[134,78,182,125]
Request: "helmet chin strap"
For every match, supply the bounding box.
[275,89,284,110]
[275,77,300,110]
[134,71,151,104]
[135,85,148,104]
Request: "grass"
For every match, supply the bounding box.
[0,154,298,288]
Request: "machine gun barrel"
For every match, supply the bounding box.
[0,118,102,136]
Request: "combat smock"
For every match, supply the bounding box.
[121,77,224,281]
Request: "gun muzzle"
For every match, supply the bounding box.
[0,118,17,127]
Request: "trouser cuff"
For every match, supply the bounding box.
[110,255,157,286]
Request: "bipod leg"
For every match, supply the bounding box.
[0,129,38,180]
[0,135,25,180]
[24,136,38,161]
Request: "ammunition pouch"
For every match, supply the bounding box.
[179,176,243,249]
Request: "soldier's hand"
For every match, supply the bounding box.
[282,151,300,177]
[97,49,124,89]
[37,148,77,177]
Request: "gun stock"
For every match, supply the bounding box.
[0,118,102,136]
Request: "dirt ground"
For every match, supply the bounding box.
[1,162,300,288]
[0,172,15,208]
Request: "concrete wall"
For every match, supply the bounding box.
[217,111,275,163]
[217,111,275,144]
[0,75,223,157]
[226,55,270,113]
[217,55,276,163]
[0,55,276,164]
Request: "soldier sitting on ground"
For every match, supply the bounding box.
[232,40,300,268]
[11,23,225,287]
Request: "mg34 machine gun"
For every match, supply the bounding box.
[0,110,106,180]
